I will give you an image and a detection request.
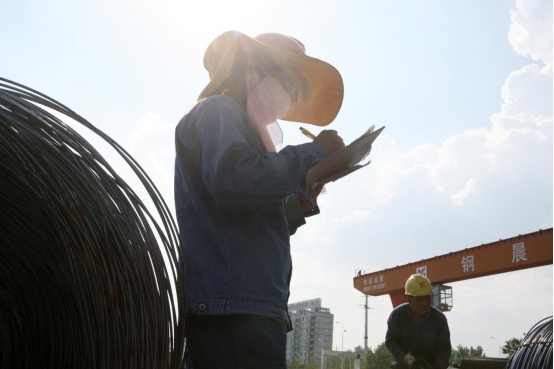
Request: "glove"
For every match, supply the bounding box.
[403,353,415,367]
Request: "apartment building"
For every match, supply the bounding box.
[286,298,333,367]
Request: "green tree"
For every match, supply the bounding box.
[502,335,524,358]
[354,345,365,354]
[289,359,318,369]
[364,342,395,369]
[450,344,486,366]
[326,356,342,369]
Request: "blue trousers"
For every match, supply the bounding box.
[185,315,288,369]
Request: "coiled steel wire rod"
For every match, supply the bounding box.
[506,316,552,369]
[0,77,185,369]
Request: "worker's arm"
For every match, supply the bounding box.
[434,315,452,368]
[385,311,408,363]
[178,96,328,211]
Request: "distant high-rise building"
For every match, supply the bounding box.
[286,298,333,366]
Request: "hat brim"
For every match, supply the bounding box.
[199,31,344,126]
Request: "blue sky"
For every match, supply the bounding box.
[2,0,552,359]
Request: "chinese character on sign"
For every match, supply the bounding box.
[380,276,383,282]
[374,277,378,283]
[368,278,372,285]
[462,255,474,272]
[512,242,527,263]
[363,279,367,286]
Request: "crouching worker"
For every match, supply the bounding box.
[174,30,345,369]
[385,274,452,369]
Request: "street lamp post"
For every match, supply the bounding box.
[318,329,329,369]
[491,337,501,357]
[337,322,346,369]
[336,322,345,351]
[318,339,324,369]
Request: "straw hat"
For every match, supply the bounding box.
[198,31,344,126]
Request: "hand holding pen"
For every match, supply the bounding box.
[300,126,344,156]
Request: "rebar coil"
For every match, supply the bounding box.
[506,316,553,369]
[0,78,185,368]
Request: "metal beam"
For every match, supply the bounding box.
[353,228,552,298]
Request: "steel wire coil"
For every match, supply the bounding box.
[506,316,552,369]
[0,77,185,369]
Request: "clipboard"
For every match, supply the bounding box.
[306,126,385,185]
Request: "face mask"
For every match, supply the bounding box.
[247,74,292,152]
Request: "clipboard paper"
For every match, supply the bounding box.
[306,126,384,185]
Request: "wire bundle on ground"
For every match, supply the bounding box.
[0,77,185,369]
[506,316,552,369]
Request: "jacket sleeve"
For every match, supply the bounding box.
[179,96,326,211]
[284,196,306,235]
[385,311,408,362]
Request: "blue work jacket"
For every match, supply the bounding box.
[174,95,326,327]
[385,303,452,366]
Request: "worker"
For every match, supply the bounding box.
[385,274,452,369]
[174,31,344,368]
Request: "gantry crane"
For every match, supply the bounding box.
[353,228,553,311]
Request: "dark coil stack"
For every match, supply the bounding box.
[0,78,185,369]
[507,316,552,369]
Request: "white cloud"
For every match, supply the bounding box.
[365,136,403,204]
[361,59,551,209]
[450,178,477,206]
[508,0,553,64]
[356,0,553,212]
[498,64,553,118]
[333,210,372,223]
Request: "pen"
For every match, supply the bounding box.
[299,127,317,140]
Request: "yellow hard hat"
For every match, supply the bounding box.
[405,274,434,296]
